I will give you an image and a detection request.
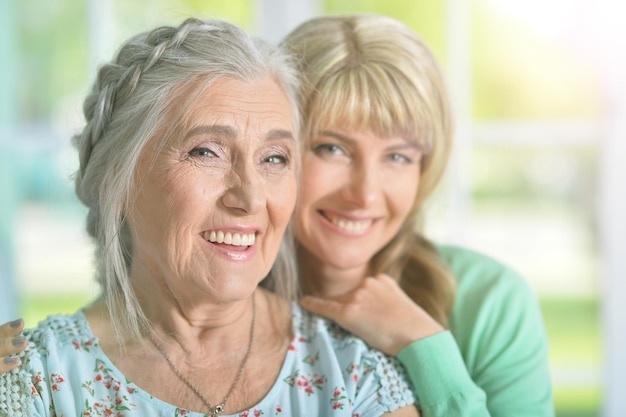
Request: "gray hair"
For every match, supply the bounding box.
[74,17,301,341]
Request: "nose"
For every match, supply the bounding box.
[340,161,379,207]
[221,162,265,215]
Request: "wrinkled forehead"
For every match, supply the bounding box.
[157,75,295,146]
[186,76,292,123]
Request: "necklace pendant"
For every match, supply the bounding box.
[147,295,255,417]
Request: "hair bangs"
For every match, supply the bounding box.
[307,64,434,152]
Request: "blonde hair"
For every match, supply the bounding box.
[75,18,300,341]
[282,14,455,325]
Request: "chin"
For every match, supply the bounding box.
[322,253,371,272]
[208,278,261,301]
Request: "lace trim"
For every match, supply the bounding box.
[293,304,416,411]
[369,349,416,410]
[0,342,38,417]
[0,313,91,417]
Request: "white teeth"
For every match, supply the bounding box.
[329,216,372,233]
[204,231,255,246]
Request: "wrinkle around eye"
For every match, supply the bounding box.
[264,155,289,165]
[189,147,218,158]
[259,155,292,175]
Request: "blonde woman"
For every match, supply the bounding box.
[281,14,554,417]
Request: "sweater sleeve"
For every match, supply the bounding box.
[397,331,489,417]
[398,245,554,417]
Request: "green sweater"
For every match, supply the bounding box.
[397,245,554,417]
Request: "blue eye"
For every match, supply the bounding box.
[313,144,345,155]
[189,147,217,158]
[264,154,289,165]
[388,153,412,163]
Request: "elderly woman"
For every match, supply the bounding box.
[0,18,418,417]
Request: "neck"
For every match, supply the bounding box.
[84,289,292,416]
[127,263,256,346]
[297,245,370,298]
[84,293,256,356]
[140,291,255,352]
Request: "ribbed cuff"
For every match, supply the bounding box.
[397,331,476,407]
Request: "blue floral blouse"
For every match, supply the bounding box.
[0,304,415,417]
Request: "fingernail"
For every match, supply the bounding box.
[3,356,18,365]
[9,319,23,328]
[12,336,26,346]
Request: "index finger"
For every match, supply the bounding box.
[0,319,24,338]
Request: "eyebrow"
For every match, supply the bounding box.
[319,130,356,145]
[266,129,295,142]
[184,125,236,140]
[185,125,294,142]
[386,142,423,152]
[319,130,423,151]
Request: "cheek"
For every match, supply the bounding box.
[297,176,318,212]
[282,180,298,219]
[293,172,328,236]
[269,175,298,229]
[132,191,184,249]
[292,194,308,241]
[299,157,338,206]
[141,171,216,235]
[388,170,420,219]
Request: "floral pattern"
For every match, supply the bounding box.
[73,359,139,415]
[1,305,414,416]
[283,369,326,395]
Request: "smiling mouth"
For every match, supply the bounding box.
[320,211,373,233]
[203,230,256,247]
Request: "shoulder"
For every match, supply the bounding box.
[22,312,97,365]
[435,244,545,345]
[24,312,98,388]
[433,246,553,414]
[437,244,523,282]
[0,312,91,416]
[292,302,406,359]
[435,244,548,361]
[290,303,416,412]
[22,311,96,376]
[436,244,536,305]
[291,301,361,347]
[24,311,94,347]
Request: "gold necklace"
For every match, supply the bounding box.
[146,295,256,416]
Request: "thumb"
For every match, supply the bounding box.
[298,295,343,321]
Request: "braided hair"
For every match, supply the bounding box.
[74,18,300,341]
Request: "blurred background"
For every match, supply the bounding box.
[1,1,624,416]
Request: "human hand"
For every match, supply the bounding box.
[299,274,444,356]
[0,318,27,372]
